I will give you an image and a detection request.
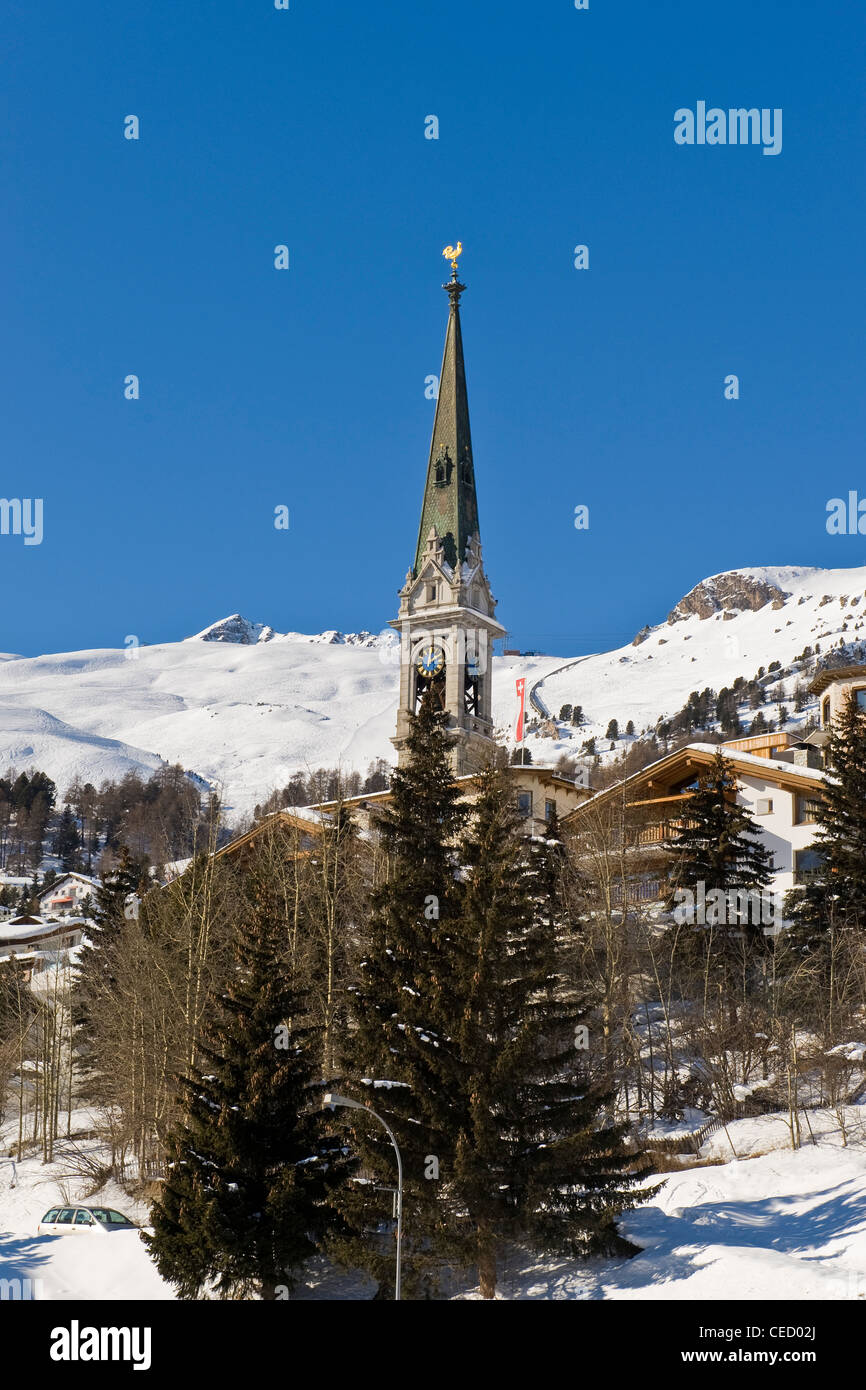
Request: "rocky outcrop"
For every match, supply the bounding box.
[187,616,398,650]
[189,614,275,644]
[665,572,790,625]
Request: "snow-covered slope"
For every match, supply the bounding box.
[3,1108,865,1300]
[0,628,406,819]
[483,1109,866,1301]
[523,564,866,762]
[0,567,862,821]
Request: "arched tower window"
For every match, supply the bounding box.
[434,449,452,487]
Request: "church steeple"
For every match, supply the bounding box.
[413,266,480,575]
[391,247,505,777]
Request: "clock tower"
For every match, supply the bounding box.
[391,252,505,775]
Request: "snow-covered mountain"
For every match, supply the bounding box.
[529,564,866,756]
[0,566,863,821]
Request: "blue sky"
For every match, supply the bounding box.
[3,0,865,656]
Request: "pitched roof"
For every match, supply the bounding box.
[810,664,866,695]
[562,740,826,824]
[214,808,328,862]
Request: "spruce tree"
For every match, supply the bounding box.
[54,805,80,872]
[144,864,350,1299]
[446,767,647,1298]
[74,847,147,1034]
[786,691,866,946]
[666,749,773,933]
[334,694,468,1297]
[340,742,648,1299]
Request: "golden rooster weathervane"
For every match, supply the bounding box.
[442,241,463,273]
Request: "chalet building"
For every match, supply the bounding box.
[314,765,588,842]
[811,664,866,736]
[562,732,827,905]
[37,872,99,919]
[216,766,589,868]
[0,913,84,976]
[213,808,325,867]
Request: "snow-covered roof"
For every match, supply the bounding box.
[37,872,99,898]
[688,743,827,784]
[0,916,80,943]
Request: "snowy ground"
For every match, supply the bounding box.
[0,564,862,821]
[0,1116,170,1301]
[3,1109,866,1300]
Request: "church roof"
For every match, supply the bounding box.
[413,272,481,575]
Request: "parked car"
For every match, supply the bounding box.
[38,1205,138,1235]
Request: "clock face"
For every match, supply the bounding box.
[416,644,446,678]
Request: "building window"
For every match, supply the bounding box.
[755,798,773,816]
[545,798,555,822]
[856,688,866,711]
[795,795,822,825]
[516,791,532,818]
[822,697,831,727]
[427,583,437,603]
[794,848,825,883]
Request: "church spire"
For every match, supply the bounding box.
[412,248,480,575]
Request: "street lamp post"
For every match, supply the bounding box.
[324,1092,403,1301]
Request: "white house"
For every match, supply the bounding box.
[563,730,827,905]
[37,872,99,919]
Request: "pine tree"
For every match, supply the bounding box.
[340,741,648,1298]
[447,770,648,1296]
[716,688,741,737]
[666,749,773,933]
[75,848,146,1022]
[54,805,80,872]
[335,694,468,1297]
[144,864,350,1299]
[786,692,866,946]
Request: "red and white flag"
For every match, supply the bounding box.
[515,678,526,744]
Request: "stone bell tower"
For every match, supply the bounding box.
[391,251,505,775]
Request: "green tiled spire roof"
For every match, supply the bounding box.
[413,272,481,575]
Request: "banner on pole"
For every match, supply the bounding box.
[515,677,526,744]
